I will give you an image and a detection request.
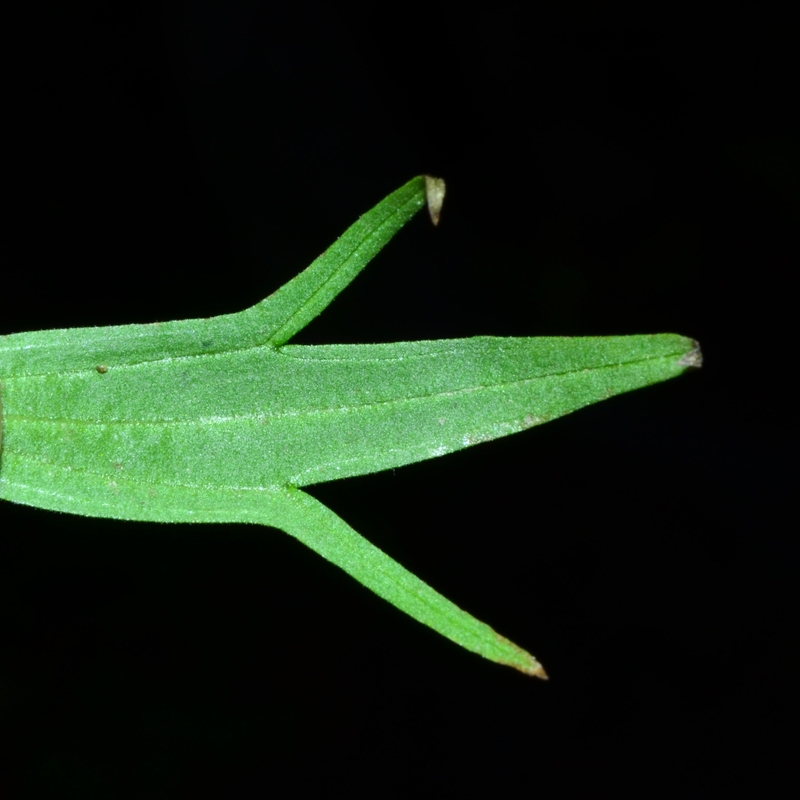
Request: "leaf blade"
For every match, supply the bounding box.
[264,175,429,346]
[0,454,545,676]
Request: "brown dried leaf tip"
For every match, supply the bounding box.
[424,175,446,226]
[495,631,549,679]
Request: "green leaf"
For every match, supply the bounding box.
[0,175,700,676]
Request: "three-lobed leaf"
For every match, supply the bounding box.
[0,176,700,676]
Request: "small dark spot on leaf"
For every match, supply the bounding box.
[96,365,108,374]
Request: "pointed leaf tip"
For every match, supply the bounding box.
[511,661,548,679]
[530,665,549,680]
[493,631,548,678]
[678,341,703,368]
[424,175,446,226]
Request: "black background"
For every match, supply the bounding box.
[2,2,797,795]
